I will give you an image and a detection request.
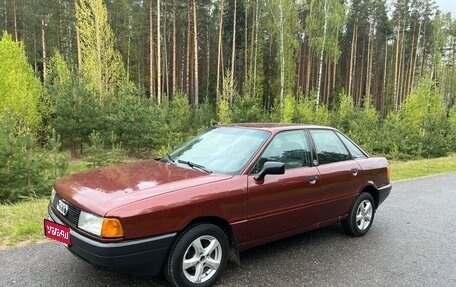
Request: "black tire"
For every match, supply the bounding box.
[342,193,375,237]
[165,224,229,287]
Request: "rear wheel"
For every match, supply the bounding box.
[342,193,375,236]
[165,224,229,287]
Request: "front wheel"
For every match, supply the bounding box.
[342,193,375,237]
[165,224,229,287]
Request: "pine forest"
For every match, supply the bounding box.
[1,0,456,202]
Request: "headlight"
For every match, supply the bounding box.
[78,211,103,236]
[50,188,56,204]
[78,211,124,238]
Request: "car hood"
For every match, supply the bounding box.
[54,160,232,215]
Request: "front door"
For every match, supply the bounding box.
[246,130,321,242]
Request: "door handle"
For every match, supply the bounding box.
[351,168,359,176]
[308,175,318,185]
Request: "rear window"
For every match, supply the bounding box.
[309,129,350,165]
[336,132,367,159]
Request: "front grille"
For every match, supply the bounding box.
[52,194,81,226]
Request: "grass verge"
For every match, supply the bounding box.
[0,198,49,249]
[390,154,456,181]
[1,154,456,249]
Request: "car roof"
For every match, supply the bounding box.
[218,123,335,133]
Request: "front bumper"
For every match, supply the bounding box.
[48,204,176,276]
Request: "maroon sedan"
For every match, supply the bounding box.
[46,124,391,287]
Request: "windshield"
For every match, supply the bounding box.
[166,127,270,175]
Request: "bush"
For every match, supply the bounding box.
[0,113,68,203]
[0,32,42,131]
[101,91,157,156]
[232,94,264,123]
[449,106,456,151]
[382,78,448,159]
[347,98,380,154]
[84,131,125,168]
[47,67,101,155]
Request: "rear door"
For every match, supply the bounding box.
[308,129,363,222]
[246,130,321,241]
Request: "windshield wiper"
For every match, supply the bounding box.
[165,153,176,165]
[177,159,212,174]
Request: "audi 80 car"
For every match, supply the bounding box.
[46,124,391,287]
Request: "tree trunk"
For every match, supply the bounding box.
[230,0,237,104]
[244,3,248,87]
[193,0,199,105]
[41,18,47,80]
[420,24,427,78]
[393,17,401,112]
[348,20,357,98]
[172,0,176,95]
[156,0,162,104]
[94,4,103,99]
[305,48,312,98]
[186,3,191,97]
[126,12,131,81]
[249,2,255,89]
[365,22,371,101]
[149,0,155,100]
[253,0,259,98]
[316,0,328,107]
[411,18,422,90]
[278,0,285,106]
[381,33,388,114]
[163,11,169,99]
[358,41,365,106]
[13,0,17,41]
[398,24,406,105]
[216,0,224,101]
[206,21,210,100]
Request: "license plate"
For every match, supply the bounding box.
[44,219,71,246]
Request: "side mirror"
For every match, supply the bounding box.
[254,161,285,181]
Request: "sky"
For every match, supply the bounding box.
[435,0,456,15]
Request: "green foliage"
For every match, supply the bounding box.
[331,91,356,133]
[449,106,456,151]
[155,93,194,154]
[381,78,448,159]
[192,100,216,129]
[271,93,332,125]
[0,32,42,130]
[84,130,125,168]
[281,95,295,123]
[305,0,346,60]
[101,90,156,156]
[348,97,380,153]
[268,0,300,97]
[217,72,235,124]
[76,0,127,101]
[295,93,331,125]
[232,94,264,123]
[217,99,232,124]
[46,129,70,178]
[48,68,100,155]
[0,113,68,203]
[329,92,381,153]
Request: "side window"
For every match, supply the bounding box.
[310,130,350,165]
[257,130,311,170]
[336,132,367,159]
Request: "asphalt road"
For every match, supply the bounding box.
[1,173,456,287]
